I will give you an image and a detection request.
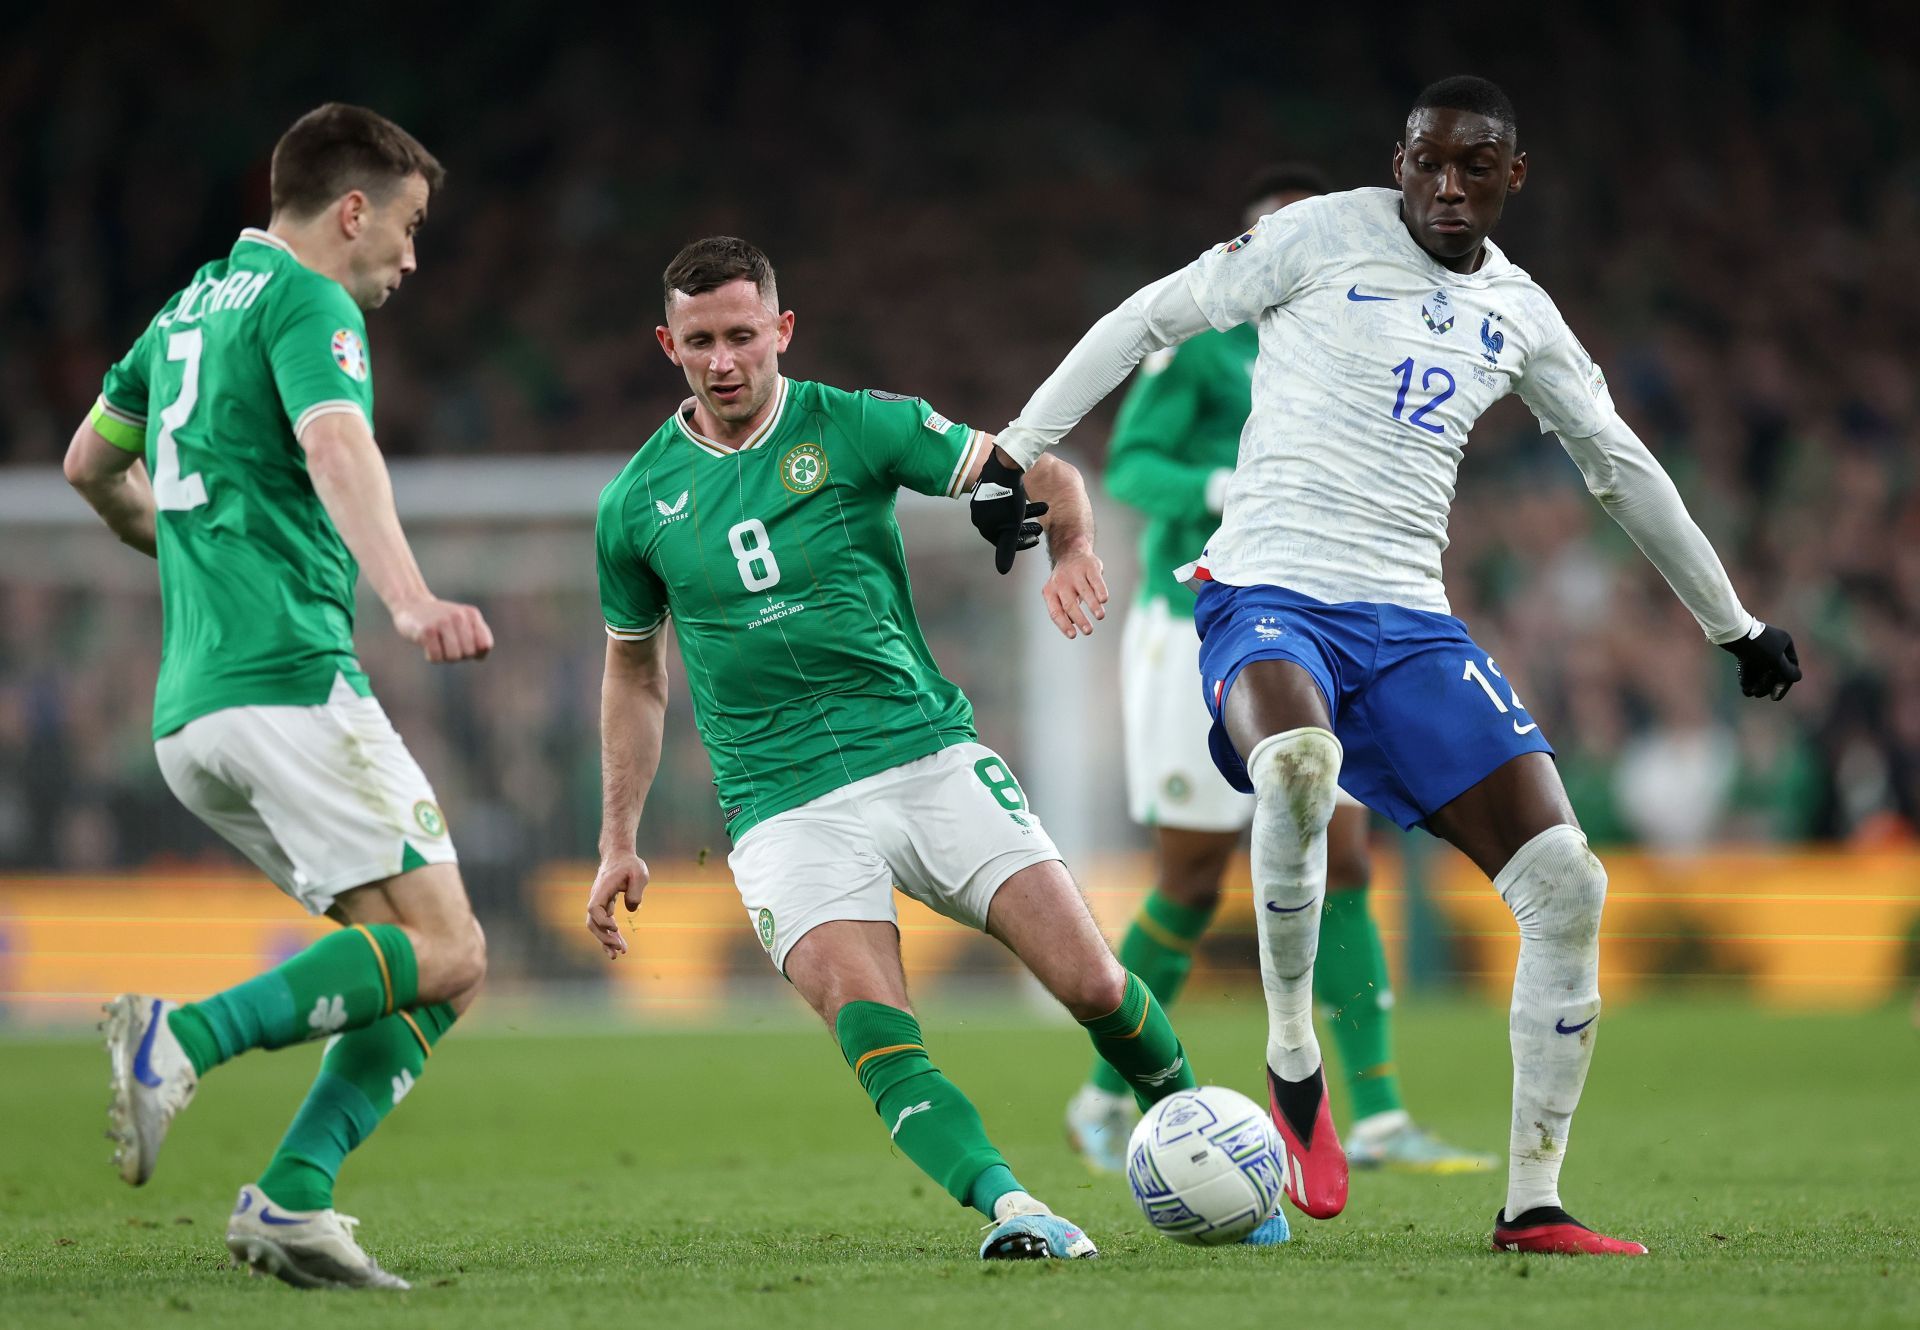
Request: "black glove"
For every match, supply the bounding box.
[969,452,1049,575]
[1719,620,1801,700]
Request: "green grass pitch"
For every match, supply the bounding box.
[2,998,1914,1329]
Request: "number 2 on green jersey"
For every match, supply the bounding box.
[728,518,781,592]
[155,329,208,511]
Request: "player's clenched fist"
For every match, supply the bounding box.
[394,596,494,663]
[1042,550,1109,640]
[586,853,650,959]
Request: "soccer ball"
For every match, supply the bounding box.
[1126,1086,1285,1245]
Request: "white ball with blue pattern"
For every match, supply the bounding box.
[1126,1086,1286,1245]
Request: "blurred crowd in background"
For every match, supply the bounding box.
[2,3,1916,887]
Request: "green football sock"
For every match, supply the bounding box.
[166,923,420,1077]
[1315,885,1403,1121]
[1082,971,1198,1108]
[257,1003,456,1212]
[835,1001,1013,1216]
[1089,890,1215,1096]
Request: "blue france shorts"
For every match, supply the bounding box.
[1193,581,1553,830]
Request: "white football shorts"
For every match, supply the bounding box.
[727,741,1062,973]
[154,676,458,915]
[1122,595,1357,833]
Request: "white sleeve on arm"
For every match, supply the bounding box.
[1558,416,1754,645]
[995,270,1211,468]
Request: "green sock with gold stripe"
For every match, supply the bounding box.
[1089,890,1215,1096]
[1082,970,1198,1107]
[165,923,420,1076]
[834,1001,1015,1216]
[257,1003,457,1212]
[1315,885,1404,1121]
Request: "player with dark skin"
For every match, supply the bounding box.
[977,85,1800,1254]
[1226,106,1555,884]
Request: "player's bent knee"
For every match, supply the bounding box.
[1058,961,1130,1024]
[1247,727,1343,838]
[1496,824,1606,941]
[460,917,489,989]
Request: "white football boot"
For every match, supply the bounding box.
[103,994,199,1186]
[225,1185,411,1290]
[1063,1084,1137,1175]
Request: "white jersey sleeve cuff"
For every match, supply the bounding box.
[294,400,369,440]
[605,618,666,642]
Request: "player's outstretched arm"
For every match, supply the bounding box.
[299,411,493,663]
[63,422,157,557]
[1026,455,1109,640]
[1559,416,1800,700]
[994,271,1213,471]
[589,631,670,959]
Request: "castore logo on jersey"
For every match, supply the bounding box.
[655,491,690,524]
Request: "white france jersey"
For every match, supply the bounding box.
[1183,187,1616,615]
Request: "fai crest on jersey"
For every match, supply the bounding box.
[781,442,827,495]
[1480,313,1506,366]
[1421,290,1455,334]
[331,328,367,381]
[412,800,446,838]
[756,908,776,953]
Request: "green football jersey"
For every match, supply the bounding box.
[92,229,375,739]
[1104,323,1256,616]
[596,377,992,838]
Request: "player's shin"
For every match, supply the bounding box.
[834,1002,1016,1216]
[1081,971,1198,1106]
[256,1004,456,1212]
[1495,825,1606,1219]
[1314,884,1403,1123]
[166,924,421,1075]
[1088,891,1214,1097]
[1247,728,1341,1080]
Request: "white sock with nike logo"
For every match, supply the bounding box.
[1247,727,1342,1082]
[1496,824,1607,1217]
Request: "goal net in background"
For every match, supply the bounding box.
[0,461,1909,1025]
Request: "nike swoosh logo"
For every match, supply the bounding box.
[1265,900,1314,914]
[1346,286,1393,302]
[133,998,164,1088]
[1555,1014,1598,1035]
[257,1207,306,1226]
[1512,720,1539,735]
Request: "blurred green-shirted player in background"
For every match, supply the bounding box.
[585,237,1286,1259]
[65,104,493,1291]
[1064,165,1493,1176]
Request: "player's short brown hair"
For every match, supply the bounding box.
[662,237,778,314]
[269,103,444,220]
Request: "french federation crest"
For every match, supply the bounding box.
[780,442,827,495]
[331,328,367,381]
[1421,289,1455,334]
[1480,313,1506,366]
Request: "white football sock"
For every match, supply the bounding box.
[1246,727,1341,1082]
[1496,824,1607,1218]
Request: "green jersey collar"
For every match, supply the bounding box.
[236,228,294,255]
[673,375,790,458]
